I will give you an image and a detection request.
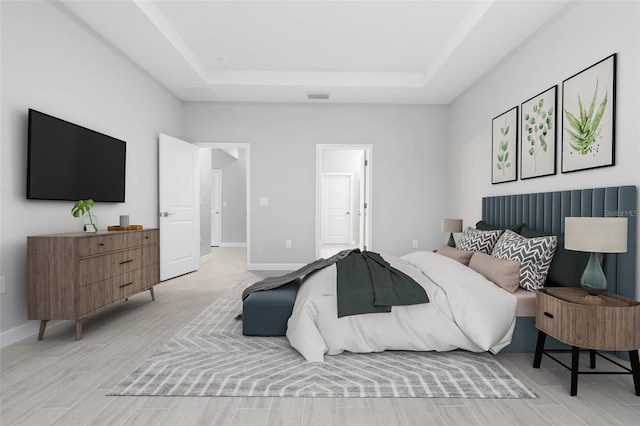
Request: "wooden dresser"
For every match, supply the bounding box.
[27,229,159,340]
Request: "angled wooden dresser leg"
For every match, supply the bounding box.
[75,319,83,341]
[149,287,155,301]
[38,320,48,341]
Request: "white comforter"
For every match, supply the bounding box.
[286,251,517,362]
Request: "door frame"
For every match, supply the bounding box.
[195,142,251,267]
[210,169,222,247]
[315,144,372,259]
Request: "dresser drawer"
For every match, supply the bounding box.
[141,245,159,267]
[77,233,142,257]
[127,265,159,295]
[140,230,159,246]
[77,248,143,286]
[78,268,151,315]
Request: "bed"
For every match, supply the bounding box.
[284,185,636,361]
[286,251,518,362]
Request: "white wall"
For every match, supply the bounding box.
[183,103,450,266]
[448,1,640,294]
[0,1,183,341]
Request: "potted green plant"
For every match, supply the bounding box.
[72,199,97,232]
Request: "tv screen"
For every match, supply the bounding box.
[27,109,126,202]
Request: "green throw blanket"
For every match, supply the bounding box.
[336,251,429,317]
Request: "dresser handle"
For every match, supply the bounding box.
[98,243,105,246]
[119,282,134,288]
[544,312,554,319]
[119,259,134,265]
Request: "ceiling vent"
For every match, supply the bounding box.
[307,92,330,100]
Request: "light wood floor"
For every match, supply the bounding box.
[1,247,639,425]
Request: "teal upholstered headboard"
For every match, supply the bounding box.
[482,186,637,299]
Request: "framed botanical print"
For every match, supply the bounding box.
[561,54,616,173]
[492,106,518,184]
[520,86,557,180]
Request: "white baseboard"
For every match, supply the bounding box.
[219,243,247,248]
[0,320,63,348]
[247,263,305,271]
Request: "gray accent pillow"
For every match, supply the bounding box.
[490,230,558,292]
[475,220,524,235]
[456,227,503,254]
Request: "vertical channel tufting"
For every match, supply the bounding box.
[543,193,553,233]
[580,189,592,218]
[550,192,561,234]
[593,188,605,217]
[535,194,544,230]
[618,186,637,299]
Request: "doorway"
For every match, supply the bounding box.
[196,143,251,266]
[316,145,372,259]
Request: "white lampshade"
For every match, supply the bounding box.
[564,217,628,253]
[441,219,463,233]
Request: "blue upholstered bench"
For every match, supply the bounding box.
[242,279,301,336]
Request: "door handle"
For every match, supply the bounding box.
[346,212,350,215]
[161,212,174,217]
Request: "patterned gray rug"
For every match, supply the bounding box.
[109,284,536,398]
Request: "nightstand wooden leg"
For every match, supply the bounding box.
[533,331,546,368]
[149,287,155,301]
[629,350,640,396]
[590,350,597,369]
[571,346,580,396]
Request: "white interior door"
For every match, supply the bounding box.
[159,133,200,281]
[321,173,353,244]
[210,169,222,247]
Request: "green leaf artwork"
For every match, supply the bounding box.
[496,117,511,174]
[524,97,554,175]
[564,79,608,156]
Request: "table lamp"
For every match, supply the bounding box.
[441,219,463,248]
[564,217,628,295]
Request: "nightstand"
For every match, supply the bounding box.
[533,287,640,396]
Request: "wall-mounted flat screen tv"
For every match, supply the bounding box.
[27,109,126,202]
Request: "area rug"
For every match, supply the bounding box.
[108,284,537,398]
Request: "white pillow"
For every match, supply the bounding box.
[490,230,558,292]
[456,227,503,254]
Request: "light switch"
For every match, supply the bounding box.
[259,197,268,206]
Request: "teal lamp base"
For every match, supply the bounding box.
[447,233,456,248]
[580,252,607,295]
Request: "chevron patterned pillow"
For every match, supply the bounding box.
[490,230,558,291]
[456,227,503,254]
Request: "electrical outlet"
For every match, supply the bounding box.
[286,240,292,248]
[412,240,418,248]
[0,276,6,294]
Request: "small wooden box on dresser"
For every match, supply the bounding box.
[27,229,159,340]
